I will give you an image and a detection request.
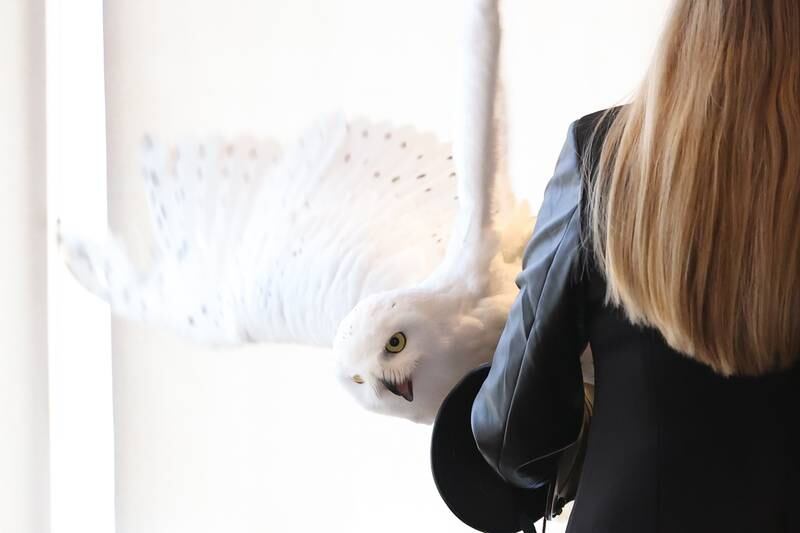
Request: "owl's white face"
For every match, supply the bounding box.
[333,290,459,424]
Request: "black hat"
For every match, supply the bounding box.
[430,364,550,533]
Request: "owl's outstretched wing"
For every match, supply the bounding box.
[422,0,506,293]
[61,115,463,346]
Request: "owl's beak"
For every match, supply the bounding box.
[381,377,414,402]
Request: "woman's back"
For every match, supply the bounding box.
[571,265,800,532]
[563,105,800,531]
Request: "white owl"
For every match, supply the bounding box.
[60,0,554,424]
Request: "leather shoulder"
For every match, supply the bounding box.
[569,106,624,270]
[572,106,624,177]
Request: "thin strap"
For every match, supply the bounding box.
[543,480,557,533]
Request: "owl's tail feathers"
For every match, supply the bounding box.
[58,223,248,346]
[57,223,159,322]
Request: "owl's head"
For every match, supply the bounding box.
[332,289,462,424]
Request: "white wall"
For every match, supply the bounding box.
[103,1,671,532]
[503,1,671,203]
[0,1,48,532]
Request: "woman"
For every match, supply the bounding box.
[433,1,800,532]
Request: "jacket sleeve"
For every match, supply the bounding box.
[470,121,589,489]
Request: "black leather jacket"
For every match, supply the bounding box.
[470,110,602,490]
[468,109,800,533]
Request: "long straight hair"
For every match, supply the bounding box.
[590,0,800,376]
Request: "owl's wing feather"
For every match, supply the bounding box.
[61,115,462,346]
[423,0,503,292]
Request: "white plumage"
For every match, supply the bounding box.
[61,0,544,423]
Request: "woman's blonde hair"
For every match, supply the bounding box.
[590,0,800,376]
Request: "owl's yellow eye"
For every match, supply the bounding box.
[385,332,407,353]
[352,375,364,384]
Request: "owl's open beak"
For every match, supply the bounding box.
[381,377,414,402]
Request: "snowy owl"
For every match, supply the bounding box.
[60,0,539,424]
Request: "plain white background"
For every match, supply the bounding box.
[1,1,673,532]
[47,4,116,533]
[0,1,48,533]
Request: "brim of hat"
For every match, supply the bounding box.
[430,364,547,533]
